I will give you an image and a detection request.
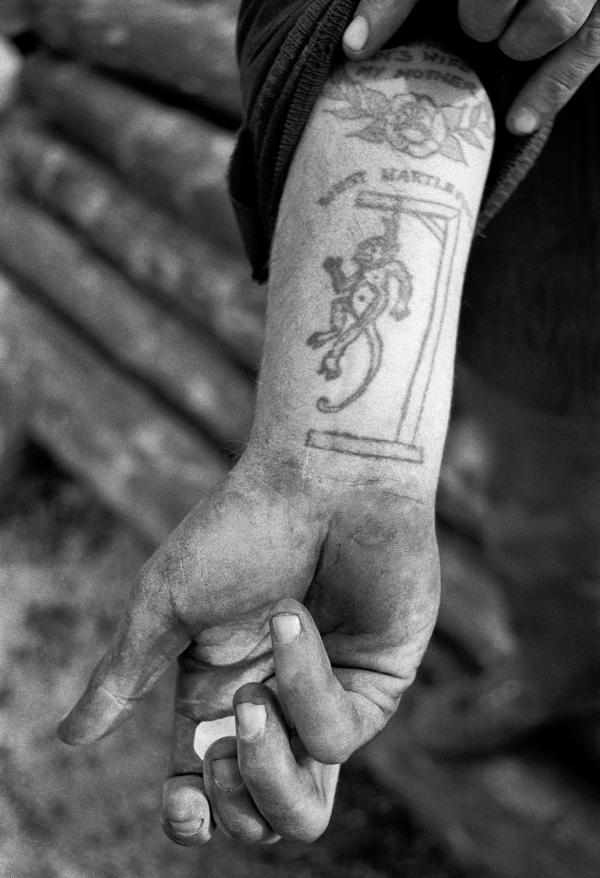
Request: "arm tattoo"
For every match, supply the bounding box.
[322,79,492,164]
[306,190,460,463]
[307,208,412,412]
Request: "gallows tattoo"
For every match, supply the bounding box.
[306,190,461,463]
[307,208,413,412]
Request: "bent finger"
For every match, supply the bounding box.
[458,0,520,42]
[234,684,339,841]
[506,5,600,133]
[162,774,213,847]
[500,0,595,60]
[58,573,188,745]
[163,708,237,845]
[269,601,391,764]
[343,0,420,58]
[204,736,279,843]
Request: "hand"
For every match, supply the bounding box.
[58,452,440,845]
[198,604,345,844]
[342,0,600,134]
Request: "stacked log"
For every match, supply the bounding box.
[362,721,600,878]
[0,36,21,111]
[0,192,255,449]
[2,114,264,369]
[22,54,242,252]
[29,0,241,118]
[0,272,228,544]
[0,0,34,35]
[436,526,517,669]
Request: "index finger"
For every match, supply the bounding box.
[506,4,600,133]
[499,0,595,60]
[343,0,420,58]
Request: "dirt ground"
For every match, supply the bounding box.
[0,444,462,878]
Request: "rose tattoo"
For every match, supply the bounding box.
[323,82,493,163]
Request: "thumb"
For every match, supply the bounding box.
[58,573,189,745]
[343,0,420,58]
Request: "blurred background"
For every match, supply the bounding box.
[1,2,600,876]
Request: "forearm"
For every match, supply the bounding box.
[246,42,494,500]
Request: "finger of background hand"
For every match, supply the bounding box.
[163,709,238,845]
[458,0,520,42]
[162,774,213,846]
[506,5,600,133]
[268,600,388,764]
[233,684,339,841]
[58,573,189,745]
[204,736,280,843]
[343,0,419,58]
[500,0,595,60]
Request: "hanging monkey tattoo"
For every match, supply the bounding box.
[307,209,413,413]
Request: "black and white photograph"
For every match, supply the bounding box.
[2,1,600,876]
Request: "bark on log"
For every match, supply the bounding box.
[0,192,255,449]
[22,54,241,251]
[30,0,241,119]
[3,114,264,369]
[361,713,600,878]
[0,36,22,114]
[0,387,27,502]
[437,526,517,670]
[0,273,228,544]
[0,0,34,35]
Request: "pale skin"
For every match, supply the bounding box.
[343,0,600,135]
[58,45,493,844]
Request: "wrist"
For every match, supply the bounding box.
[241,427,438,511]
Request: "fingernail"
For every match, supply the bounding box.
[211,758,243,791]
[167,818,203,836]
[236,702,266,739]
[509,106,539,135]
[343,15,369,52]
[271,613,301,644]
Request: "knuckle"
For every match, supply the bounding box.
[502,6,582,60]
[282,810,330,843]
[544,6,582,42]
[578,13,600,57]
[237,752,271,789]
[544,69,579,107]
[219,820,269,844]
[364,0,399,11]
[308,730,355,764]
[458,8,498,43]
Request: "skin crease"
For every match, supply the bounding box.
[58,44,493,846]
[343,0,600,132]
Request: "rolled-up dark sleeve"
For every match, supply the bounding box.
[229,0,553,282]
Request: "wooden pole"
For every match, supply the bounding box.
[0,0,34,35]
[0,273,229,544]
[22,53,242,251]
[361,713,600,878]
[3,113,264,370]
[0,36,22,114]
[0,192,256,449]
[30,0,241,118]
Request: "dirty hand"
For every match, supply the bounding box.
[58,451,439,844]
[342,0,600,134]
